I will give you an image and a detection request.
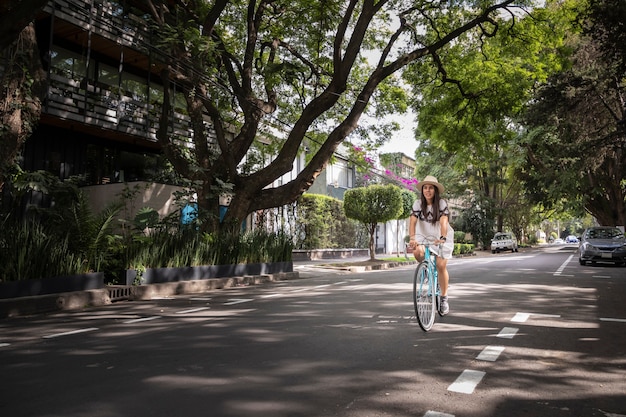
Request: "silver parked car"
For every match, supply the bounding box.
[491,232,518,254]
[578,227,626,266]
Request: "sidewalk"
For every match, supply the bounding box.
[0,249,498,319]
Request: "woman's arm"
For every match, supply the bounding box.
[438,215,449,243]
[409,214,417,247]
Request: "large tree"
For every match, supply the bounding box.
[0,0,48,193]
[403,0,574,233]
[137,0,534,233]
[344,184,402,259]
[522,0,626,226]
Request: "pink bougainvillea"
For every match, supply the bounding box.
[352,145,418,190]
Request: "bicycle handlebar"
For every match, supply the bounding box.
[408,234,444,248]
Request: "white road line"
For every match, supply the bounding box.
[600,318,626,323]
[124,316,161,324]
[223,298,253,305]
[189,297,212,301]
[448,370,486,394]
[424,411,455,417]
[43,327,98,339]
[511,312,530,322]
[593,276,611,279]
[553,254,574,276]
[260,293,281,298]
[0,343,10,348]
[314,284,332,289]
[511,312,560,322]
[532,313,561,318]
[176,307,210,314]
[497,327,519,339]
[477,346,505,362]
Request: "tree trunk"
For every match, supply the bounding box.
[0,22,46,192]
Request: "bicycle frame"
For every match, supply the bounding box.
[413,240,442,331]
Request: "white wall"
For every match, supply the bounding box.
[81,182,184,221]
[381,217,410,255]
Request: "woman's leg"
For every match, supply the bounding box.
[413,244,426,262]
[436,257,450,315]
[436,257,449,296]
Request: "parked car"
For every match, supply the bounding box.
[553,238,565,244]
[578,227,626,266]
[565,235,579,244]
[491,232,518,254]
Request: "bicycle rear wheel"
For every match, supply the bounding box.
[413,261,436,331]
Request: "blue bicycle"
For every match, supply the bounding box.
[412,236,443,331]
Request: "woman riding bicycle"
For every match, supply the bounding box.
[408,176,454,315]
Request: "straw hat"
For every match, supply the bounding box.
[420,175,445,194]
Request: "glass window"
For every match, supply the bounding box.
[97,63,119,88]
[121,72,147,101]
[50,47,91,80]
[329,159,352,188]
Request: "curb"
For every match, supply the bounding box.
[0,272,300,319]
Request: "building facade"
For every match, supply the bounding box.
[19,0,357,226]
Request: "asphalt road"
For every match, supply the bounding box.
[1,245,625,417]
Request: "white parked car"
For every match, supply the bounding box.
[491,232,518,254]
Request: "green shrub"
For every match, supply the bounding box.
[292,194,364,249]
[454,231,466,244]
[452,243,475,255]
[0,217,86,282]
[124,228,293,271]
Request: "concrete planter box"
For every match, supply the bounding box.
[0,272,105,299]
[134,261,293,285]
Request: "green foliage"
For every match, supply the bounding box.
[399,189,416,220]
[406,1,580,236]
[0,170,122,281]
[344,184,403,226]
[454,197,496,249]
[126,228,293,272]
[292,194,364,250]
[0,171,293,284]
[454,231,468,244]
[0,216,85,281]
[520,0,626,226]
[452,243,475,255]
[344,184,403,258]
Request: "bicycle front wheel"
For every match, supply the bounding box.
[413,261,436,331]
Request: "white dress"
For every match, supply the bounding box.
[411,199,455,259]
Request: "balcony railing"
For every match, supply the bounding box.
[45,0,151,55]
[45,72,203,142]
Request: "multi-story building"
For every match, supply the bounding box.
[20,0,356,226]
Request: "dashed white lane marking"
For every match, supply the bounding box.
[43,327,98,339]
[448,370,486,394]
[511,312,560,322]
[497,327,519,339]
[0,343,10,348]
[176,307,210,314]
[594,275,611,279]
[600,317,626,323]
[190,297,212,301]
[223,298,253,306]
[511,312,530,322]
[477,346,505,362]
[424,411,454,417]
[124,316,161,324]
[553,255,574,276]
